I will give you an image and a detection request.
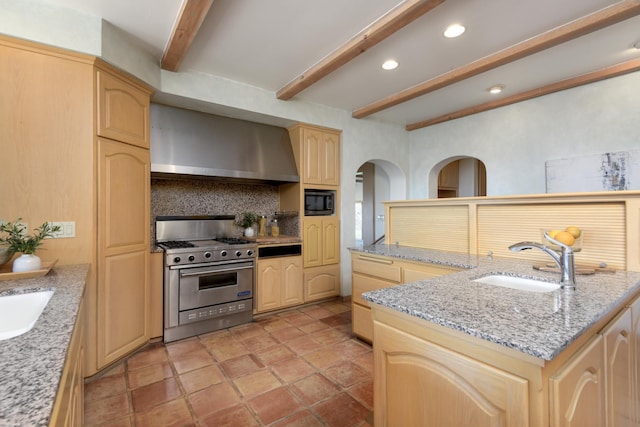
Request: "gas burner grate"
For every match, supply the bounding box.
[159,240,196,249]
[216,237,252,245]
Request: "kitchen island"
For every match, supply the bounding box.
[354,244,640,427]
[0,264,88,427]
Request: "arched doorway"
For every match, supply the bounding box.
[355,160,405,246]
[437,157,486,198]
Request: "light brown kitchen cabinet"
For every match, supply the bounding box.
[374,320,530,427]
[351,253,460,342]
[303,264,340,302]
[630,296,640,425]
[0,35,153,377]
[96,70,150,149]
[49,297,85,427]
[97,138,150,366]
[256,256,303,313]
[550,335,606,427]
[602,308,633,427]
[289,124,340,186]
[303,218,340,268]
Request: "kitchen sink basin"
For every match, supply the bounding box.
[473,275,561,293]
[0,290,54,340]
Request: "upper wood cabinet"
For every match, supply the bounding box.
[289,124,341,187]
[97,70,150,148]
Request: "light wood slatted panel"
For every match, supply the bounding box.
[476,203,626,269]
[388,206,469,252]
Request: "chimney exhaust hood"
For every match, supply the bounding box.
[150,104,299,184]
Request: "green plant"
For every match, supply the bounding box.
[0,218,61,255]
[233,212,260,229]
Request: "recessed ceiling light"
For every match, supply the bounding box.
[382,59,399,70]
[444,24,466,38]
[488,84,505,94]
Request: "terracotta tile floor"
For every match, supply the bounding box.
[84,300,374,426]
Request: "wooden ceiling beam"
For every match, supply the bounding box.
[353,0,640,119]
[406,57,640,131]
[276,0,446,101]
[161,0,214,72]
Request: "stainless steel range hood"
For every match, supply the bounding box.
[150,104,299,184]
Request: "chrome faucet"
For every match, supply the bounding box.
[508,232,576,288]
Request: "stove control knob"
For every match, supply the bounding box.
[173,256,181,264]
[204,252,212,259]
[188,255,195,262]
[247,250,254,257]
[220,250,228,258]
[235,250,242,258]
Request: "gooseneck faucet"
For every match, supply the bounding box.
[508,232,576,288]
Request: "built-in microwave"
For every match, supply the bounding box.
[304,189,335,216]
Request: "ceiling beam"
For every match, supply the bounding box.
[353,0,640,119]
[406,57,640,131]
[161,0,214,72]
[275,0,445,101]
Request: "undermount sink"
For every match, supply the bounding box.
[0,290,54,340]
[473,275,561,293]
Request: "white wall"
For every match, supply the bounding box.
[409,71,640,198]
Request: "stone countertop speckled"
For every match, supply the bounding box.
[0,264,88,427]
[353,244,640,361]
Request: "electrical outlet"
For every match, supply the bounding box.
[47,221,76,238]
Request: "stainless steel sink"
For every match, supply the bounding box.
[0,290,54,340]
[473,275,561,293]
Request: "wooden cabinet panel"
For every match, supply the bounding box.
[438,160,459,189]
[50,297,84,427]
[550,335,605,427]
[300,126,340,186]
[304,264,340,302]
[97,139,149,367]
[96,69,150,148]
[403,263,462,282]
[320,130,340,186]
[303,219,322,267]
[602,308,633,427]
[352,303,373,342]
[352,255,401,282]
[352,273,397,306]
[322,217,340,265]
[256,256,303,313]
[149,252,164,339]
[630,296,640,425]
[375,321,529,427]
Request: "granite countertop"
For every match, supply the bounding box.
[353,244,640,361]
[0,264,89,427]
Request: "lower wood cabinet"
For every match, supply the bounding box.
[549,335,605,427]
[351,252,461,342]
[149,251,164,339]
[375,320,530,427]
[256,256,303,313]
[49,297,85,427]
[304,264,340,302]
[603,308,633,427]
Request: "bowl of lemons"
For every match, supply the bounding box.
[541,226,582,252]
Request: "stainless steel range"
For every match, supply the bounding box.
[156,215,257,343]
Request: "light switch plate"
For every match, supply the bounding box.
[48,221,75,238]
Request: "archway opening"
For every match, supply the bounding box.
[436,157,486,198]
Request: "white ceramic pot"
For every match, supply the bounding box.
[12,254,42,273]
[244,227,255,237]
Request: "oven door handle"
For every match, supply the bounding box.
[180,265,253,277]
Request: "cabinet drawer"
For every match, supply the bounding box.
[402,264,461,282]
[352,256,401,282]
[352,273,397,306]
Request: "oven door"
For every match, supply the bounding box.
[178,260,254,311]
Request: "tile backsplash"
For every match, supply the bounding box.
[151,179,299,242]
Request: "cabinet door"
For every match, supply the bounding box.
[256,259,281,313]
[550,335,605,427]
[281,256,303,307]
[97,139,150,367]
[322,218,340,265]
[304,264,340,302]
[602,308,633,427]
[375,321,529,427]
[321,131,340,186]
[302,128,323,185]
[303,219,322,267]
[96,69,150,148]
[149,252,164,339]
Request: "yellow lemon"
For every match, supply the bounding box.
[554,231,575,246]
[548,229,562,239]
[565,226,581,238]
